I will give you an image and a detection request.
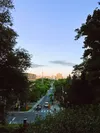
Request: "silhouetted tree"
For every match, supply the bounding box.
[73,4,100,103]
[0,0,31,124]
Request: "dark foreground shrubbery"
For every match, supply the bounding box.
[0,124,22,133]
[1,105,100,133]
[26,105,100,133]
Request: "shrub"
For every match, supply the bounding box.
[1,105,100,133]
[26,105,100,133]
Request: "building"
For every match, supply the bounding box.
[44,76,52,79]
[36,75,42,79]
[55,73,63,80]
[25,73,36,81]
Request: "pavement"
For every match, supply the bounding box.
[7,86,60,124]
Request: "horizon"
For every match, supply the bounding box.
[26,71,68,78]
[13,0,97,76]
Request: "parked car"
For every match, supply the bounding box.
[44,102,49,108]
[35,104,42,111]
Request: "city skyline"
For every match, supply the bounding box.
[27,67,73,78]
[13,0,97,76]
[26,72,65,80]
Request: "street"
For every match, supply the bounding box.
[7,86,57,124]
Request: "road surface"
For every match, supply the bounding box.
[7,87,55,124]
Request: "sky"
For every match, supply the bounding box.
[12,0,97,77]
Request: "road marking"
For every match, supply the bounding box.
[9,117,16,124]
[41,110,44,113]
[41,110,46,113]
[41,109,52,113]
[35,109,52,113]
[47,110,52,113]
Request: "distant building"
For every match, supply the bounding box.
[53,75,56,80]
[25,73,36,81]
[44,76,52,79]
[36,75,42,79]
[56,73,63,80]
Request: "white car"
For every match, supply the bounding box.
[44,102,49,108]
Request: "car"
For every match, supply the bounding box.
[44,102,49,108]
[35,104,42,111]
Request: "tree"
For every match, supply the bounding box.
[54,77,72,107]
[68,73,94,105]
[0,0,31,124]
[73,4,100,103]
[28,79,51,102]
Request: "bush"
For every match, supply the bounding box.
[1,105,100,133]
[0,124,21,133]
[26,105,100,133]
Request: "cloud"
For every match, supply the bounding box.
[49,60,76,66]
[32,63,45,68]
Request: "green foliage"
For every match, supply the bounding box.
[0,124,24,133]
[71,4,100,104]
[28,78,51,102]
[54,75,72,106]
[1,105,100,133]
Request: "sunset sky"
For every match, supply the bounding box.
[13,0,97,77]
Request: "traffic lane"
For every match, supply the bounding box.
[15,112,36,124]
[7,112,21,123]
[37,87,53,107]
[33,89,51,108]
[7,112,25,124]
[39,95,50,106]
[7,95,49,124]
[8,112,36,124]
[8,107,53,124]
[10,110,51,124]
[47,87,53,94]
[7,88,54,124]
[39,88,53,106]
[35,108,53,120]
[7,114,14,124]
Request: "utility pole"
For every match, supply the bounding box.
[42,70,43,84]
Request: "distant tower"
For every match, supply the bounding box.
[42,71,43,84]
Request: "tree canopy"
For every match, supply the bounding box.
[0,0,31,124]
[72,5,100,104]
[54,4,100,105]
